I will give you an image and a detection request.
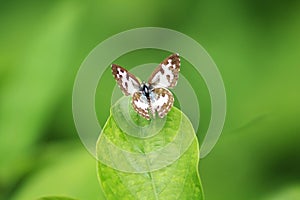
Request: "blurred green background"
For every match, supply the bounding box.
[1,0,300,200]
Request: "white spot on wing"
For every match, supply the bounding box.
[134,97,148,110]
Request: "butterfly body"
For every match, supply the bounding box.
[140,82,152,99]
[112,53,180,120]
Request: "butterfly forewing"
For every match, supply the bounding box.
[148,53,180,88]
[150,88,174,118]
[111,64,140,96]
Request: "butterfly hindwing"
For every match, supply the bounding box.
[148,53,180,88]
[111,64,140,96]
[150,88,174,118]
[132,92,150,120]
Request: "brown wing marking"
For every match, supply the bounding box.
[148,53,180,88]
[111,64,140,96]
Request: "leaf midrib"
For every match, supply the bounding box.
[145,153,159,200]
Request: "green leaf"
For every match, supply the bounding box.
[96,97,203,200]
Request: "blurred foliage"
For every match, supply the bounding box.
[37,196,78,200]
[0,0,300,200]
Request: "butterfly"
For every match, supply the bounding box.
[111,53,180,120]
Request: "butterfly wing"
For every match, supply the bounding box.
[112,54,179,120]
[132,92,150,120]
[148,53,180,88]
[150,88,174,118]
[111,64,141,96]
